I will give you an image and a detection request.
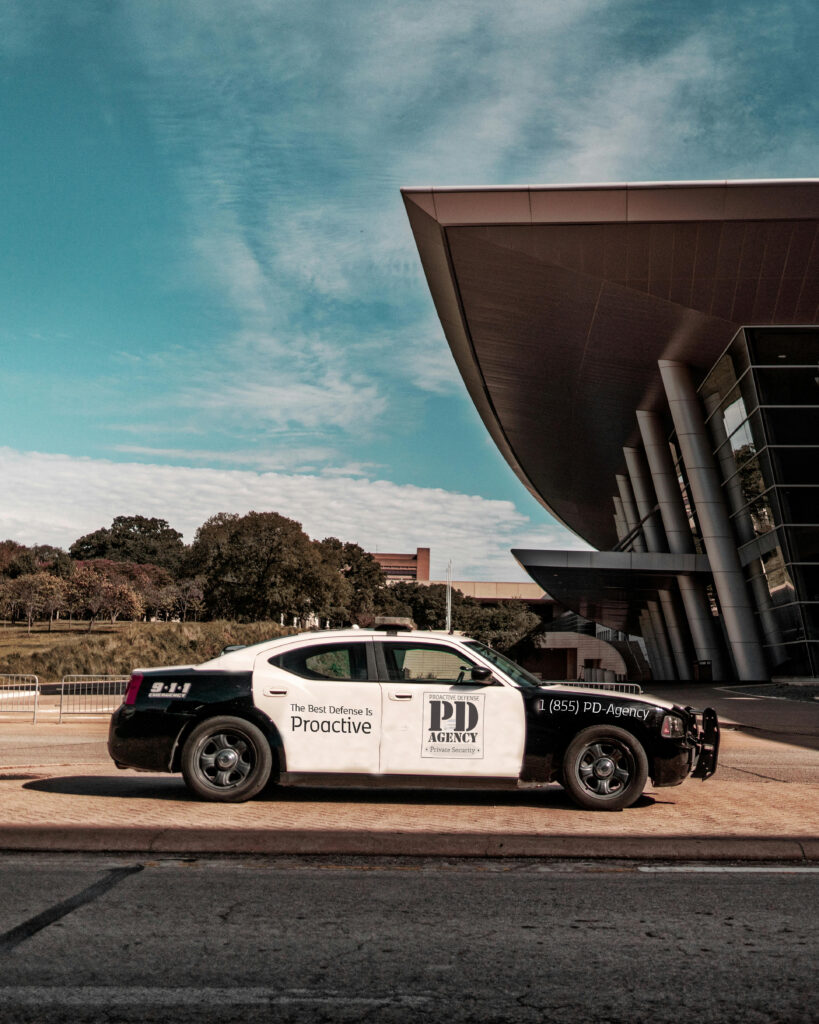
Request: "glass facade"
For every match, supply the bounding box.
[700,328,819,677]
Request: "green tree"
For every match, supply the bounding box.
[192,511,328,623]
[70,516,185,574]
[175,577,206,622]
[0,540,29,577]
[458,601,541,651]
[316,538,389,624]
[386,582,471,629]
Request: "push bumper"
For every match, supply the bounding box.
[690,707,720,780]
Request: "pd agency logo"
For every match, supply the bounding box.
[422,693,484,759]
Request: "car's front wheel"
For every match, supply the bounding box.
[181,715,273,802]
[561,725,648,811]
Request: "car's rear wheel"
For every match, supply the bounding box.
[562,725,648,811]
[181,715,272,802]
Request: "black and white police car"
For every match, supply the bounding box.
[108,625,719,811]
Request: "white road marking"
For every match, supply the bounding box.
[0,987,432,1007]
[637,865,819,873]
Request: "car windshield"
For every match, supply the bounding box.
[464,641,543,690]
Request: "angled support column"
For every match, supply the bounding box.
[623,446,665,552]
[637,408,727,680]
[615,474,646,551]
[624,444,691,679]
[647,599,676,680]
[659,360,768,681]
[639,610,661,680]
[612,496,628,543]
[657,589,691,681]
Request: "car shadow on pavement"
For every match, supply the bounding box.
[23,775,191,801]
[22,775,660,811]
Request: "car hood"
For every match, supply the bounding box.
[538,683,678,712]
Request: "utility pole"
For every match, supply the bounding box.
[446,560,453,633]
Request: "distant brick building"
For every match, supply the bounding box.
[372,547,431,582]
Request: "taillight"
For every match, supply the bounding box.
[124,673,143,706]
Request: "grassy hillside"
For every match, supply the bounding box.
[0,620,294,681]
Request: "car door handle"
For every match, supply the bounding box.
[263,688,288,697]
[389,692,413,701]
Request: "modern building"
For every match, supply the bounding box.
[372,546,551,608]
[403,179,819,682]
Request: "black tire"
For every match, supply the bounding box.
[562,725,648,811]
[181,715,273,802]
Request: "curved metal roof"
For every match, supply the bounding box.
[403,180,819,550]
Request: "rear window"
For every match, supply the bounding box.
[270,643,369,681]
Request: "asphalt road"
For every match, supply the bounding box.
[0,855,816,1023]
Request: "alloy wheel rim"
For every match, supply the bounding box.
[197,731,254,789]
[576,740,632,797]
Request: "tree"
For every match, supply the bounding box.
[0,540,29,577]
[5,549,38,579]
[68,527,114,562]
[0,579,23,625]
[69,565,109,632]
[8,572,60,633]
[458,601,541,651]
[38,574,67,631]
[31,545,73,578]
[70,516,185,574]
[102,581,144,623]
[386,582,471,630]
[317,539,389,624]
[192,511,329,623]
[175,577,206,622]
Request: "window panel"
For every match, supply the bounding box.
[770,602,806,643]
[793,565,819,602]
[762,407,819,445]
[786,526,819,562]
[271,643,370,681]
[800,604,819,641]
[380,643,476,683]
[769,447,819,485]
[777,487,819,524]
[747,327,819,365]
[754,366,819,405]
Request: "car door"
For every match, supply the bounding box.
[253,639,381,774]
[375,639,526,778]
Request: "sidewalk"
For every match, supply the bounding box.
[1,687,818,861]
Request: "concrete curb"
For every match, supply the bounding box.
[0,827,816,861]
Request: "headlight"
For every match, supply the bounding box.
[661,714,685,738]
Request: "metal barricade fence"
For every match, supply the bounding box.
[559,681,643,695]
[0,675,40,722]
[58,675,130,722]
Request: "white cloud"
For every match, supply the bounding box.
[111,444,338,473]
[539,34,728,183]
[0,447,589,580]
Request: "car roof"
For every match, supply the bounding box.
[197,628,474,670]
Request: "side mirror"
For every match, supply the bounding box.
[470,666,494,683]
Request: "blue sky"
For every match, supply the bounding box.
[1,0,816,579]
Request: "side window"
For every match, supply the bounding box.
[270,643,370,681]
[379,643,477,683]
